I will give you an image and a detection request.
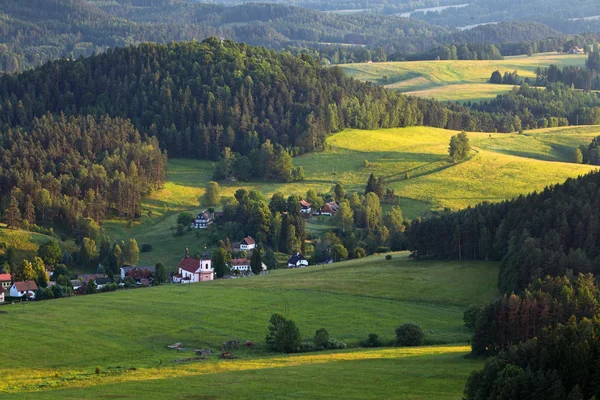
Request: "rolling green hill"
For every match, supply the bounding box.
[0,252,495,398]
[340,53,588,101]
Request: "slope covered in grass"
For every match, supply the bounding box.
[1,346,479,399]
[340,53,588,101]
[0,252,494,397]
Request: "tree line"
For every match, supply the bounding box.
[407,170,600,295]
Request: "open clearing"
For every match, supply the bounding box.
[340,53,588,101]
[0,252,494,398]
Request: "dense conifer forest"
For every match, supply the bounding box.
[0,114,167,230]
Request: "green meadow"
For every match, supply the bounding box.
[340,53,588,101]
[0,252,495,398]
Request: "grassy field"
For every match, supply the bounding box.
[340,53,588,101]
[1,347,479,399]
[0,252,493,398]
[94,125,598,268]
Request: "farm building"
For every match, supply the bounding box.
[239,237,256,251]
[173,252,214,283]
[10,280,38,300]
[319,202,340,216]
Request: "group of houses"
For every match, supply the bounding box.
[298,200,341,217]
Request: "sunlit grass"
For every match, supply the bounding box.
[340,53,588,101]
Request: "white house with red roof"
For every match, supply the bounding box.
[0,273,12,291]
[230,258,250,272]
[239,237,256,251]
[299,200,312,214]
[10,280,38,300]
[173,252,214,283]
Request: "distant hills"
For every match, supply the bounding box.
[0,0,580,73]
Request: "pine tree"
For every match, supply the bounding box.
[365,173,377,194]
[4,195,21,228]
[24,195,35,225]
[250,248,262,275]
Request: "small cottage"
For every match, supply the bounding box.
[230,258,250,272]
[287,253,309,268]
[239,237,256,251]
[0,273,12,290]
[191,210,213,229]
[10,280,38,300]
[319,202,340,216]
[299,200,312,214]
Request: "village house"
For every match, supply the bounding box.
[0,273,12,291]
[287,253,309,268]
[318,202,340,216]
[299,200,312,214]
[569,46,585,54]
[10,280,38,300]
[191,210,213,229]
[120,266,155,281]
[173,252,214,283]
[239,237,256,251]
[95,277,112,290]
[71,280,84,291]
[230,258,250,272]
[0,287,5,303]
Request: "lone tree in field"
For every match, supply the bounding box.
[449,131,471,163]
[204,181,221,206]
[266,313,302,353]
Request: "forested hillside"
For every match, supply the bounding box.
[0,114,166,231]
[0,38,535,161]
[0,0,582,73]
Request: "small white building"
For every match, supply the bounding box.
[239,237,256,251]
[287,253,309,268]
[10,280,38,300]
[191,210,212,229]
[173,253,214,283]
[230,258,250,272]
[300,200,312,214]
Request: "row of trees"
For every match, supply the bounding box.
[534,50,600,91]
[212,141,304,183]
